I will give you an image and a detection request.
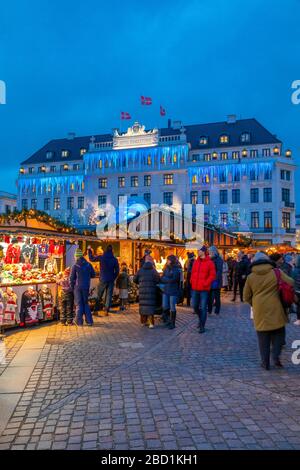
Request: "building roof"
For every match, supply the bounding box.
[21,118,282,165]
[0,191,17,200]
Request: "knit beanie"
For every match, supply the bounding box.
[253,251,269,263]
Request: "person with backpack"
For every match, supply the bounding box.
[292,256,300,326]
[70,248,96,326]
[244,251,294,370]
[160,255,181,329]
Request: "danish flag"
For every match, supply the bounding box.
[121,112,131,120]
[160,105,166,116]
[141,96,152,105]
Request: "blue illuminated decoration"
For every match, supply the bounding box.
[84,144,188,173]
[188,162,274,185]
[18,175,84,195]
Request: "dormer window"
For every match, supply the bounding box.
[80,148,87,156]
[199,136,208,145]
[240,132,251,143]
[46,151,54,159]
[61,150,70,157]
[219,135,229,144]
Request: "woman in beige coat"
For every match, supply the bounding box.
[244,251,294,370]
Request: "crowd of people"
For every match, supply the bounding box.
[58,244,300,370]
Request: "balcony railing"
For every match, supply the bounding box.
[283,201,295,208]
[285,228,296,234]
[250,227,273,233]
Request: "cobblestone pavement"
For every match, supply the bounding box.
[1,294,300,450]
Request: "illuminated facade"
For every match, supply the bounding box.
[17,116,296,245]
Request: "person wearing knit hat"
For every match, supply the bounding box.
[70,248,96,326]
[244,250,294,370]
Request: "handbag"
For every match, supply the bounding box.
[274,268,295,308]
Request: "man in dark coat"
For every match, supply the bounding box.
[208,246,224,315]
[70,248,95,326]
[184,252,195,307]
[133,262,160,328]
[88,245,119,315]
[231,252,250,302]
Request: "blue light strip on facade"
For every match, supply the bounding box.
[188,161,274,184]
[18,175,84,195]
[84,144,189,172]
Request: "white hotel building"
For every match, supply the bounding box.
[17,116,296,246]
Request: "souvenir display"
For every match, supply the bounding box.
[38,284,54,320]
[44,254,58,274]
[20,238,37,264]
[4,238,21,264]
[2,287,18,325]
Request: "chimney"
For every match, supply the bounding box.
[168,118,172,128]
[67,132,76,140]
[227,114,236,124]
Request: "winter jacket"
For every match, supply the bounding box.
[88,249,119,283]
[292,260,300,293]
[244,259,294,332]
[222,262,229,287]
[160,265,181,296]
[235,256,250,281]
[133,262,160,315]
[190,255,216,291]
[116,272,130,290]
[281,262,293,278]
[70,257,96,291]
[210,255,224,289]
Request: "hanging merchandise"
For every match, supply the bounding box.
[49,240,64,258]
[38,285,54,320]
[4,238,21,264]
[20,238,37,264]
[2,287,18,326]
[20,287,41,326]
[37,240,49,259]
[0,245,4,261]
[44,254,58,274]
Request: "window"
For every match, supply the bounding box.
[202,190,210,205]
[219,135,229,144]
[232,151,240,160]
[250,149,258,158]
[147,155,152,165]
[240,132,250,143]
[163,192,173,206]
[118,177,125,188]
[50,165,56,172]
[99,177,107,188]
[5,205,10,214]
[264,168,272,180]
[251,212,259,228]
[164,174,174,185]
[286,171,291,181]
[61,150,69,157]
[190,191,198,205]
[280,170,285,180]
[144,193,151,205]
[233,170,240,182]
[264,211,272,229]
[46,151,54,159]
[203,153,211,162]
[44,198,50,211]
[232,189,240,204]
[232,212,239,222]
[28,167,34,174]
[282,188,290,203]
[221,152,228,160]
[250,169,257,181]
[199,136,208,145]
[282,212,291,229]
[219,171,226,183]
[78,197,84,209]
[202,174,210,184]
[67,197,74,210]
[98,195,107,207]
[144,175,151,186]
[263,188,272,203]
[131,176,138,187]
[73,164,80,171]
[220,190,228,204]
[220,213,228,225]
[21,199,28,210]
[250,188,259,203]
[54,198,60,210]
[262,148,271,157]
[191,154,200,162]
[31,199,37,210]
[80,148,86,156]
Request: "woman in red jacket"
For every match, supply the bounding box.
[190,246,216,333]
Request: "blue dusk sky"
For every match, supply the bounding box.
[0,0,299,206]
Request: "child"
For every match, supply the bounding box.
[116,266,130,311]
[57,267,74,325]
